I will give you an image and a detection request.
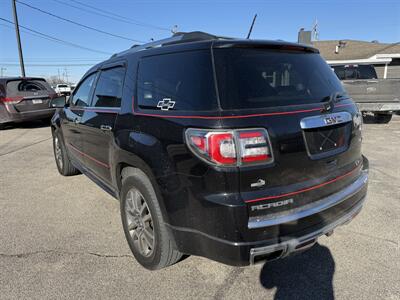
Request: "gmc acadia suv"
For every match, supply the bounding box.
[51,32,369,270]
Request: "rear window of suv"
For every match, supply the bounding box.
[6,79,53,96]
[213,48,346,110]
[136,50,218,111]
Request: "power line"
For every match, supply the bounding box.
[0,63,95,67]
[70,0,171,32]
[16,0,146,43]
[0,19,112,55]
[0,57,107,61]
[53,0,170,32]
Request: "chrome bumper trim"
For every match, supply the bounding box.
[250,194,366,264]
[248,169,368,229]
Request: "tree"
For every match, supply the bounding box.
[46,75,67,87]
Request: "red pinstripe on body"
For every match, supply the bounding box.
[68,143,110,169]
[244,166,360,204]
[131,96,353,120]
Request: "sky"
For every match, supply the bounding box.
[0,0,399,83]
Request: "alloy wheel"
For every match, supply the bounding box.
[125,188,155,257]
[54,136,63,170]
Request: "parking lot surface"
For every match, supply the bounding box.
[0,118,399,299]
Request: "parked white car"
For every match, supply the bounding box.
[54,84,71,96]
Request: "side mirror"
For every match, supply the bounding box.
[49,96,66,108]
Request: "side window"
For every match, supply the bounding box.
[71,73,96,107]
[136,50,217,111]
[333,66,345,80]
[357,65,377,79]
[92,67,125,108]
[344,67,358,80]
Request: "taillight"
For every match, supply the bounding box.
[186,128,273,166]
[0,96,24,104]
[238,131,271,163]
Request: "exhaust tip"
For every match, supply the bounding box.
[325,230,334,237]
[252,249,284,265]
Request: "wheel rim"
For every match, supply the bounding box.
[125,188,155,257]
[54,136,63,170]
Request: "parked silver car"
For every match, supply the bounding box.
[0,77,58,128]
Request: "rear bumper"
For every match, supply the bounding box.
[166,158,369,266]
[249,193,364,264]
[357,102,400,112]
[0,105,55,124]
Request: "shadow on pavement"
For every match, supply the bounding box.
[259,243,335,300]
[1,120,51,130]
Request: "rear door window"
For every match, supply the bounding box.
[332,66,345,80]
[356,65,377,79]
[136,50,218,111]
[71,73,97,107]
[91,67,125,108]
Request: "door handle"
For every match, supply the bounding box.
[100,125,112,131]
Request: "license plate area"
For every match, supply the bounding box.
[300,112,352,160]
[32,99,43,104]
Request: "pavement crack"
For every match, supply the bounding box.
[212,267,245,299]
[0,249,134,259]
[0,137,52,157]
[342,229,399,247]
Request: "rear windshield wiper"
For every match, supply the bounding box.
[320,92,346,103]
[320,92,347,112]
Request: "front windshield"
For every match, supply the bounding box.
[213,48,347,109]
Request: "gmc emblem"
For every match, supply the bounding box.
[324,115,343,125]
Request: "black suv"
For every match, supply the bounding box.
[51,32,369,270]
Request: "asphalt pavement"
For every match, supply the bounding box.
[0,117,399,299]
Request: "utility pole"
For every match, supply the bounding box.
[64,68,69,84]
[12,0,26,77]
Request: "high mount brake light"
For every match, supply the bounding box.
[186,128,274,166]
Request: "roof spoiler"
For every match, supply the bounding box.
[110,31,231,58]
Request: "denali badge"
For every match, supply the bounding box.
[251,198,294,211]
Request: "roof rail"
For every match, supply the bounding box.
[110,31,230,58]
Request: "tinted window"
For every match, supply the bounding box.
[332,66,345,80]
[6,79,53,96]
[214,49,346,109]
[71,73,96,107]
[92,67,125,108]
[356,65,377,79]
[333,65,377,80]
[137,50,217,111]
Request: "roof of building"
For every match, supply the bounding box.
[313,40,400,60]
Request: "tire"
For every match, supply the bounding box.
[373,113,392,124]
[52,131,80,176]
[120,168,183,270]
